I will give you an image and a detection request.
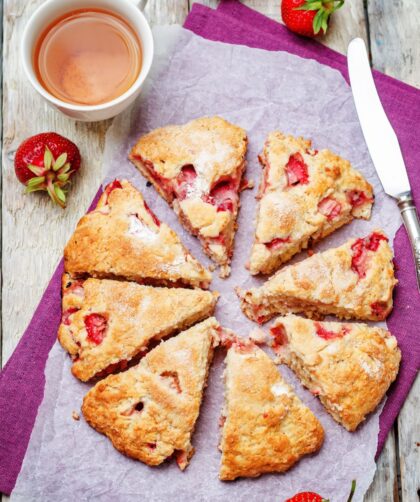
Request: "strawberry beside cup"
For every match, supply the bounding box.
[14,132,81,208]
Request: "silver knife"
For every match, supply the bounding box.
[347,37,420,291]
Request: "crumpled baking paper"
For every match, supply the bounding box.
[11,26,401,502]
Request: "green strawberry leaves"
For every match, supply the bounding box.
[295,0,345,34]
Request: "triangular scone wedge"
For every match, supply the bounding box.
[219,340,324,480]
[270,315,401,431]
[64,179,211,289]
[238,230,396,323]
[250,132,373,275]
[58,275,218,381]
[129,116,248,277]
[82,318,220,469]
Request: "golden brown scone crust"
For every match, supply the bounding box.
[219,342,324,480]
[82,318,220,469]
[271,314,401,431]
[238,230,397,323]
[64,179,211,288]
[129,117,248,271]
[58,275,218,381]
[250,132,373,275]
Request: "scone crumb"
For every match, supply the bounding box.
[249,328,267,345]
[208,264,216,272]
[219,265,231,278]
[72,411,80,421]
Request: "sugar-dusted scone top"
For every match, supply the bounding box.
[129,116,248,274]
[82,318,220,469]
[238,230,397,323]
[64,179,212,289]
[270,314,401,431]
[219,340,324,480]
[58,274,218,381]
[250,132,373,275]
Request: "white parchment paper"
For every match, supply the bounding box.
[12,26,401,502]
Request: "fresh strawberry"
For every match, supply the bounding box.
[281,0,344,38]
[14,132,81,208]
[285,492,325,502]
[318,196,342,221]
[84,313,108,345]
[174,165,198,200]
[286,480,356,502]
[285,153,309,186]
[315,322,350,340]
[265,236,291,250]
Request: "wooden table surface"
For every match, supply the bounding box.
[1,1,419,500]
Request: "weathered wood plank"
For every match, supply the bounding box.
[368,2,420,500]
[144,0,189,26]
[398,377,420,501]
[191,0,368,55]
[368,0,420,88]
[365,428,399,501]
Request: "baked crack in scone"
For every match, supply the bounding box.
[219,339,324,480]
[250,132,373,275]
[129,116,248,276]
[270,314,401,431]
[238,230,397,323]
[58,274,218,381]
[82,318,220,469]
[64,179,211,288]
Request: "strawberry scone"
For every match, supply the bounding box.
[219,338,324,480]
[64,179,211,289]
[238,230,397,323]
[58,275,218,381]
[82,318,220,469]
[250,132,373,275]
[270,315,401,431]
[129,116,248,277]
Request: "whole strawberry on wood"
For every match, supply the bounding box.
[281,0,344,37]
[14,132,81,208]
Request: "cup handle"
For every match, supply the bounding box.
[127,0,148,11]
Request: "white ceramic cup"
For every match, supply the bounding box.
[21,0,153,122]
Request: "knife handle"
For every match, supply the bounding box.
[397,191,420,292]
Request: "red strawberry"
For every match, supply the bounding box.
[281,0,344,38]
[285,492,325,502]
[14,132,81,208]
[286,480,356,502]
[84,313,108,345]
[285,153,309,186]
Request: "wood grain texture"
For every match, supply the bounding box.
[398,377,420,501]
[365,430,400,502]
[368,1,420,500]
[368,0,420,88]
[1,1,419,501]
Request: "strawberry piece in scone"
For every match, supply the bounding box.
[238,230,396,323]
[219,338,324,480]
[82,318,220,469]
[249,132,373,275]
[64,179,212,289]
[58,276,218,381]
[129,117,248,277]
[271,314,401,431]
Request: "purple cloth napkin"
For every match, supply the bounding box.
[0,1,419,496]
[185,0,420,454]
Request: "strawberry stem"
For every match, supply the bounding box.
[295,0,344,34]
[346,480,356,502]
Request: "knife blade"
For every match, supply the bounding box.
[347,37,420,291]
